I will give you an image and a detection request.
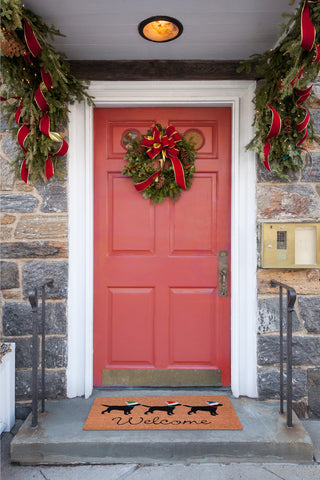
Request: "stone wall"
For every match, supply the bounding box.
[0,114,68,404]
[257,89,320,418]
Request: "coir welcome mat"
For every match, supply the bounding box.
[83,396,242,430]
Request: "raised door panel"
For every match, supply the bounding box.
[108,287,155,366]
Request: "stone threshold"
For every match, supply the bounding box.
[11,388,314,465]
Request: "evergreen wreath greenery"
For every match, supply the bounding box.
[122,124,197,204]
[238,0,320,178]
[0,0,93,182]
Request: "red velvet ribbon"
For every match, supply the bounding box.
[20,158,29,183]
[40,113,68,156]
[38,113,68,179]
[0,95,30,180]
[35,67,52,111]
[17,124,30,183]
[14,99,23,124]
[137,126,186,191]
[300,1,319,52]
[263,104,282,171]
[294,85,313,156]
[134,168,163,192]
[17,124,31,153]
[24,19,42,57]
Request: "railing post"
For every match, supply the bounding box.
[28,289,38,428]
[286,287,296,429]
[270,280,296,428]
[28,280,53,427]
[41,285,46,413]
[279,286,284,414]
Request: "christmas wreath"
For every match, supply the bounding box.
[238,0,320,178]
[122,124,197,204]
[0,0,93,183]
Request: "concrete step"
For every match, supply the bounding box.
[11,389,314,465]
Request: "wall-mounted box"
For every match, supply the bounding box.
[261,223,320,269]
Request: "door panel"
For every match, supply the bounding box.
[94,107,231,386]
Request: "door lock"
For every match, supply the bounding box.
[218,251,229,297]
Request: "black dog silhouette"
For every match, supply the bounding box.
[184,403,223,416]
[101,403,140,415]
[142,403,181,416]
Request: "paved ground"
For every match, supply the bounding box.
[1,419,320,480]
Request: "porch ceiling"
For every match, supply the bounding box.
[23,0,297,61]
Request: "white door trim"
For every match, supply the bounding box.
[67,80,258,399]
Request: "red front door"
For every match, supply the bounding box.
[93,107,231,386]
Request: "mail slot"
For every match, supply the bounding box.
[261,223,320,268]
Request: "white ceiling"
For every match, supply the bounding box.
[23,0,297,60]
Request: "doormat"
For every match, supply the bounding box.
[83,396,242,430]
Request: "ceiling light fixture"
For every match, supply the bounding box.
[138,16,183,43]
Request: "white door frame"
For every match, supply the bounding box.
[67,80,258,399]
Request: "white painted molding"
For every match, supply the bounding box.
[67,80,258,399]
[0,343,15,433]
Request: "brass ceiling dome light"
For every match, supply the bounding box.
[138,16,183,43]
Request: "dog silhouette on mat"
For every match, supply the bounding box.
[184,401,223,416]
[101,401,140,415]
[142,401,181,416]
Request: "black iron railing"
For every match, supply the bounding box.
[28,280,54,428]
[270,280,297,428]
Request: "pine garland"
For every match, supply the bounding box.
[238,0,320,177]
[122,124,197,204]
[0,0,94,182]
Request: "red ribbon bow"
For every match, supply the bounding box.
[135,125,186,192]
[141,125,181,164]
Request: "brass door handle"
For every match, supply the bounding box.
[218,251,229,297]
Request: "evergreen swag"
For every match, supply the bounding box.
[0,0,93,182]
[122,124,197,204]
[238,0,320,178]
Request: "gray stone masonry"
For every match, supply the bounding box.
[301,152,320,182]
[0,261,19,289]
[298,296,320,333]
[258,296,301,333]
[0,112,68,402]
[258,336,320,366]
[15,369,66,400]
[2,302,67,335]
[0,193,39,212]
[22,261,68,299]
[35,180,67,213]
[258,366,307,400]
[308,368,320,418]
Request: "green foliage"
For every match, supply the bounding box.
[0,1,94,182]
[238,0,320,178]
[122,125,197,204]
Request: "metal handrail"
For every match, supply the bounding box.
[28,279,54,428]
[270,280,296,428]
